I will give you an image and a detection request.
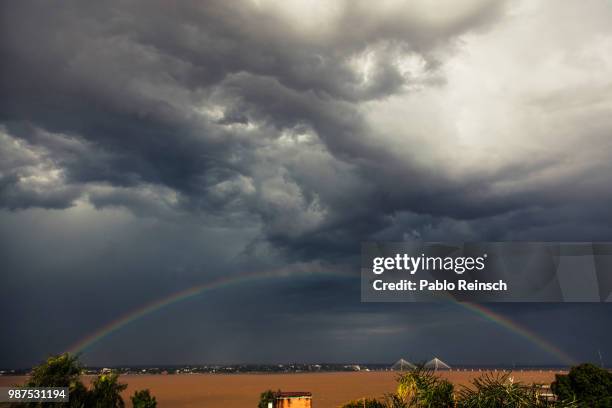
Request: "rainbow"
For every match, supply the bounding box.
[459,302,576,366]
[67,270,576,366]
[68,266,348,354]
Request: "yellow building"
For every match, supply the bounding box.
[272,391,312,408]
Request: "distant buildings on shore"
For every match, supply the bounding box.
[1,362,583,376]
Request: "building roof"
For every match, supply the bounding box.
[275,392,312,398]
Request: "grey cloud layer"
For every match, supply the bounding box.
[2,0,612,255]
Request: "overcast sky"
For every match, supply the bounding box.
[1,0,612,368]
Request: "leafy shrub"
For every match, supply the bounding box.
[551,363,612,407]
[258,389,277,408]
[456,372,545,408]
[131,389,157,408]
[395,366,454,407]
[89,372,127,408]
[26,354,82,388]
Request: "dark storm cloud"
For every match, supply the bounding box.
[0,0,519,252]
[4,0,611,256]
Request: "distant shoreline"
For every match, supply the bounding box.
[0,364,576,376]
[0,367,573,377]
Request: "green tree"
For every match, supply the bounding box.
[65,380,92,408]
[422,379,454,407]
[131,389,157,408]
[395,366,454,407]
[258,389,277,408]
[12,353,89,408]
[9,354,158,408]
[89,372,127,408]
[384,393,410,408]
[26,354,82,388]
[551,363,612,407]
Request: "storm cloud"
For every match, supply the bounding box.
[1,0,612,367]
